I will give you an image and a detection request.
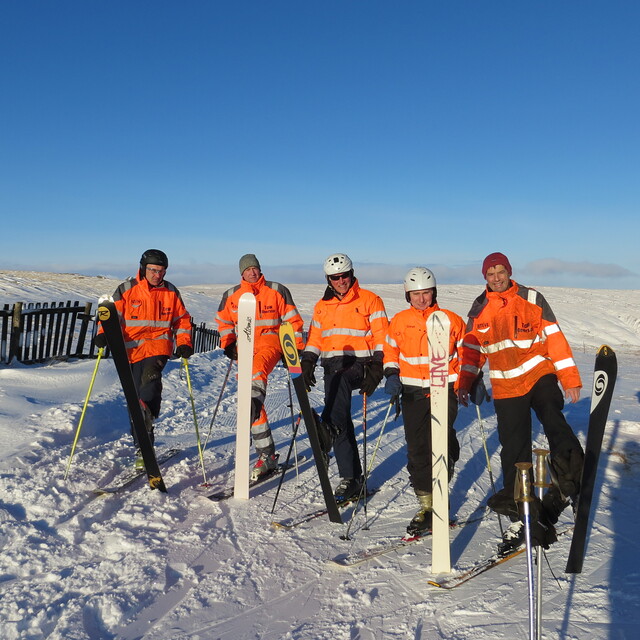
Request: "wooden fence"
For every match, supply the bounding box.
[0,301,219,365]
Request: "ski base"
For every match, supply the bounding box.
[428,525,573,589]
[204,460,298,502]
[329,513,487,568]
[93,448,181,495]
[271,489,379,530]
[428,545,525,589]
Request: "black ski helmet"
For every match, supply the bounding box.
[140,249,168,270]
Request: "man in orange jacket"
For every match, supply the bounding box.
[216,254,304,481]
[383,267,465,535]
[301,253,389,504]
[458,252,584,549]
[95,249,193,467]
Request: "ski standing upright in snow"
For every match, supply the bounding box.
[279,322,342,524]
[565,344,617,573]
[97,298,167,492]
[234,292,256,500]
[428,310,452,573]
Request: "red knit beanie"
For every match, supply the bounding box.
[482,252,512,277]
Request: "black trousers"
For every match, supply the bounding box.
[322,362,365,480]
[401,385,460,494]
[130,355,168,444]
[493,373,582,492]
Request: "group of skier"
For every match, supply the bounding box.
[100,248,585,550]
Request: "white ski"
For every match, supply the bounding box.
[427,310,451,574]
[234,292,256,500]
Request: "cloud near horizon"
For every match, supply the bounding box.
[525,259,636,279]
[1,257,637,289]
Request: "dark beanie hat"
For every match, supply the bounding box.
[239,254,261,274]
[482,252,512,277]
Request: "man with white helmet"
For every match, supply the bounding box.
[301,253,389,504]
[383,267,465,535]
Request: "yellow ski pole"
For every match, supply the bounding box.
[64,347,104,480]
[183,358,207,485]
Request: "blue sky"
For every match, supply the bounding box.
[1,1,638,288]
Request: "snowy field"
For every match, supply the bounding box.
[1,270,639,640]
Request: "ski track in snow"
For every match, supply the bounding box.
[1,271,639,639]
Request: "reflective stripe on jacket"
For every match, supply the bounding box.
[109,277,192,363]
[384,305,465,390]
[303,279,388,367]
[459,281,581,399]
[216,275,304,351]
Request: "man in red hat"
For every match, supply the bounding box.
[458,252,584,550]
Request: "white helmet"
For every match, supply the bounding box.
[404,267,436,292]
[323,253,353,276]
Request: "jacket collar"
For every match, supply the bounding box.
[240,274,266,295]
[323,278,360,302]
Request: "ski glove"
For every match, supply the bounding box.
[360,361,383,396]
[94,333,107,349]
[301,359,316,390]
[384,372,402,404]
[223,341,238,361]
[175,344,193,359]
[526,496,558,550]
[469,371,490,405]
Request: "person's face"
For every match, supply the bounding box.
[145,264,166,286]
[242,267,261,283]
[328,272,352,296]
[409,288,434,311]
[485,265,511,293]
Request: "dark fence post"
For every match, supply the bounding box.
[75,302,93,357]
[9,302,23,363]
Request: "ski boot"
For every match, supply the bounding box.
[498,520,524,555]
[250,452,279,483]
[406,491,433,537]
[333,476,363,505]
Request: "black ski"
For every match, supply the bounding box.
[279,323,342,524]
[93,448,181,495]
[565,345,617,573]
[97,298,167,493]
[271,489,379,530]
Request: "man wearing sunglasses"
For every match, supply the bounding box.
[301,253,389,504]
[94,249,193,468]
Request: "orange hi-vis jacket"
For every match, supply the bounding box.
[384,304,466,390]
[216,275,304,352]
[304,279,388,366]
[459,281,582,400]
[107,277,192,364]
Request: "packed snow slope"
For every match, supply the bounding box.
[0,270,639,640]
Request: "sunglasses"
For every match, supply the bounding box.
[329,273,350,282]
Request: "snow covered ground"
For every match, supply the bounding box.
[0,270,639,640]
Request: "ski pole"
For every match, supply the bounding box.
[515,462,537,640]
[64,348,104,480]
[183,358,207,485]
[286,369,301,481]
[533,448,551,640]
[270,413,302,514]
[361,393,368,528]
[476,404,504,536]
[341,400,394,540]
[203,358,233,452]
